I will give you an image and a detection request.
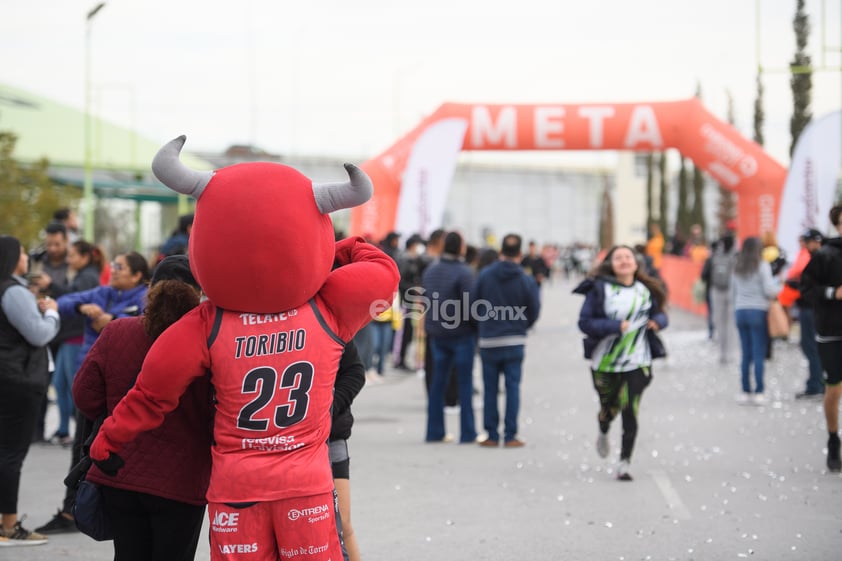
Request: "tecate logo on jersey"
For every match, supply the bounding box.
[212,511,240,533]
[287,504,330,522]
[238,309,298,326]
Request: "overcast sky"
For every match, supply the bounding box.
[2,0,840,166]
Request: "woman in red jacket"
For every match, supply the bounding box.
[72,255,213,561]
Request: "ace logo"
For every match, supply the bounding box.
[213,511,240,527]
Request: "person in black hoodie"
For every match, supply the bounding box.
[472,234,540,448]
[799,203,842,472]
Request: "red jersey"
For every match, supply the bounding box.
[93,238,400,506]
[207,301,344,503]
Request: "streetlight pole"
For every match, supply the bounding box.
[83,2,106,241]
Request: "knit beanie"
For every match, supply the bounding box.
[151,254,199,289]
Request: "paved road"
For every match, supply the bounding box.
[12,278,842,560]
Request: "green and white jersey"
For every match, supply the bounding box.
[591,280,654,373]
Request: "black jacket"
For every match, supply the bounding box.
[573,276,668,360]
[800,237,842,337]
[0,279,50,388]
[330,340,365,441]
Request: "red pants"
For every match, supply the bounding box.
[208,491,343,560]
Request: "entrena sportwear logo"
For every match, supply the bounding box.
[369,288,527,330]
[287,504,330,521]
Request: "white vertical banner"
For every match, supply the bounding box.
[394,118,468,238]
[777,111,841,262]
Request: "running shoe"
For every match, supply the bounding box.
[616,459,633,481]
[827,434,841,473]
[596,432,609,458]
[735,393,752,405]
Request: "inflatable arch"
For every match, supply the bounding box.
[349,98,787,242]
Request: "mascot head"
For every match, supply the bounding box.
[152,136,372,313]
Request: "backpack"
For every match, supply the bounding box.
[710,250,736,290]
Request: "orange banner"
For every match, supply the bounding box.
[351,99,787,242]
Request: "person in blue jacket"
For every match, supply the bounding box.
[54,251,150,370]
[35,250,149,535]
[573,245,668,482]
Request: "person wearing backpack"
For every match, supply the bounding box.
[706,232,738,365]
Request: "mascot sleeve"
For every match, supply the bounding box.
[321,236,400,341]
[90,303,214,462]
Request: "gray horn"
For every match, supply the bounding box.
[151,135,213,199]
[312,163,373,214]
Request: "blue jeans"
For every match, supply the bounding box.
[353,323,375,371]
[427,334,477,443]
[735,308,768,393]
[798,306,824,393]
[52,343,81,436]
[480,345,525,443]
[370,321,394,374]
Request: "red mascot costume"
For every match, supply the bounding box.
[90,136,399,560]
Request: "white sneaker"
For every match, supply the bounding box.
[596,433,609,458]
[736,392,752,405]
[616,459,633,481]
[0,520,48,546]
[365,371,383,385]
[753,393,767,405]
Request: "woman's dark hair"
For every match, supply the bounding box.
[734,236,762,277]
[830,203,842,227]
[122,251,151,284]
[592,244,668,309]
[142,280,201,339]
[71,240,104,272]
[0,236,22,280]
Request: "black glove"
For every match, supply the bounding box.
[93,452,125,476]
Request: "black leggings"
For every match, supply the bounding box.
[591,367,652,461]
[101,486,205,561]
[0,383,45,513]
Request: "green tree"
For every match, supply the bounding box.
[717,90,738,234]
[0,132,79,249]
[790,0,812,156]
[645,152,654,227]
[658,152,668,236]
[689,82,707,237]
[690,162,707,237]
[753,73,765,146]
[598,178,614,250]
[675,155,690,235]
